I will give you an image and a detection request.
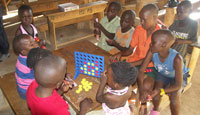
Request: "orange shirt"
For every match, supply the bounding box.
[127,24,161,67]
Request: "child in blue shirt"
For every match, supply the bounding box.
[138,29,189,115]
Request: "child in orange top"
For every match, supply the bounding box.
[107,10,135,55]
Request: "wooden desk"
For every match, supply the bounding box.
[52,40,110,113]
[22,0,69,14]
[47,1,107,49]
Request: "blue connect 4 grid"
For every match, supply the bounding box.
[73,51,104,79]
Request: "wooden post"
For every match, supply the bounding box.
[188,46,200,83]
[163,7,176,27]
[136,0,145,17]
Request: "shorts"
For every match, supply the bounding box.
[136,66,157,80]
[155,72,190,88]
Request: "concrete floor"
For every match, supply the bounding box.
[0,2,200,115]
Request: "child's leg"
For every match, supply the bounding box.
[139,76,155,115]
[152,81,164,111]
[168,90,181,115]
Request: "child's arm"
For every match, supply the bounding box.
[106,39,128,51]
[110,46,134,62]
[79,98,93,115]
[164,54,183,93]
[137,50,153,102]
[96,71,119,108]
[94,20,115,40]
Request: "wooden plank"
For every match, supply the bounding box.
[47,1,107,23]
[0,72,30,115]
[52,40,111,113]
[28,1,68,13]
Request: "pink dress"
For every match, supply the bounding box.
[102,86,131,115]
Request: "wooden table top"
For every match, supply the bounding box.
[52,40,111,113]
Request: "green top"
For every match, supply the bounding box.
[97,16,120,51]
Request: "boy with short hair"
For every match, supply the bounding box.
[107,10,136,55]
[94,1,121,52]
[12,34,39,99]
[169,0,198,59]
[138,29,189,115]
[26,55,93,115]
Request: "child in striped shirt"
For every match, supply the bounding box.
[12,34,38,99]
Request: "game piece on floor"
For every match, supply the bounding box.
[74,51,104,79]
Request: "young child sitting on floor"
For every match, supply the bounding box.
[15,5,45,48]
[27,47,52,68]
[94,1,121,52]
[26,55,93,115]
[138,29,189,115]
[12,34,39,99]
[96,61,138,115]
[107,10,136,55]
[169,0,198,59]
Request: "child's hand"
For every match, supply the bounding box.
[79,98,93,114]
[140,91,149,103]
[106,39,114,46]
[94,19,102,29]
[150,89,161,98]
[60,80,71,93]
[109,53,122,62]
[94,29,101,36]
[100,71,107,85]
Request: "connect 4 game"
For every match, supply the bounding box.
[73,51,104,79]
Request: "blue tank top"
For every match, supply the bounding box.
[152,48,189,78]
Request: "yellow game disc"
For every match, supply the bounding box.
[88,62,90,65]
[88,82,93,85]
[92,70,94,72]
[80,67,83,70]
[95,67,98,70]
[91,63,94,66]
[82,78,86,81]
[84,65,87,67]
[84,71,87,74]
[92,73,95,76]
[84,68,87,70]
[88,72,91,75]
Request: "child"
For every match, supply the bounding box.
[169,0,198,59]
[27,47,52,68]
[26,55,93,115]
[111,4,161,113]
[15,5,45,48]
[12,34,39,99]
[138,29,189,115]
[96,61,138,115]
[107,10,136,55]
[94,1,121,52]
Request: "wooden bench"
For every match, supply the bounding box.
[0,72,30,115]
[44,1,107,49]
